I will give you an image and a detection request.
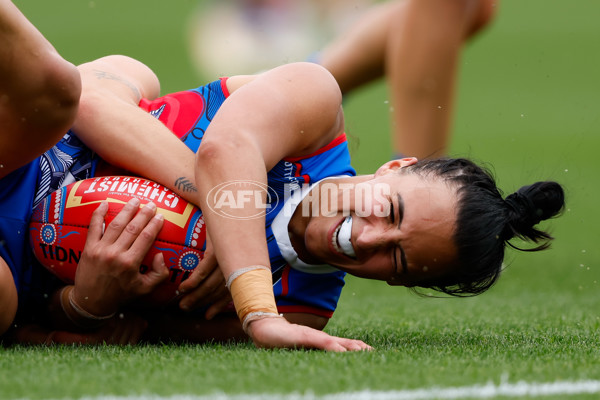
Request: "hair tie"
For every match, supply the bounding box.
[503,191,543,241]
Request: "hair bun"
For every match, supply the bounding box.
[502,181,565,245]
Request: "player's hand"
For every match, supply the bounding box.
[247,316,372,352]
[177,236,231,318]
[72,199,169,317]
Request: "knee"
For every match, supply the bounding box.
[37,55,82,132]
[429,0,498,36]
[469,0,499,36]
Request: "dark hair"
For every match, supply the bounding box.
[405,158,564,297]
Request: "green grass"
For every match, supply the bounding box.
[4,0,600,398]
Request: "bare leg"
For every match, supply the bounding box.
[387,0,497,159]
[320,0,498,159]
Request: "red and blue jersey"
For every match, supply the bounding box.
[139,78,356,318]
[1,77,355,320]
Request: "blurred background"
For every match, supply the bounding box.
[14,0,600,325]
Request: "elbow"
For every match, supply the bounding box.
[50,56,82,114]
[194,136,263,186]
[32,54,82,136]
[195,139,228,172]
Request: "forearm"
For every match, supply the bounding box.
[72,56,198,203]
[194,138,273,312]
[189,64,366,350]
[193,63,340,278]
[74,90,198,202]
[192,84,290,334]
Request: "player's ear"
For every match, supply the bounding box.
[375,157,418,177]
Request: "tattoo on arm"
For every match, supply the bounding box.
[174,177,197,193]
[93,69,140,100]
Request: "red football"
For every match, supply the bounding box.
[29,176,206,305]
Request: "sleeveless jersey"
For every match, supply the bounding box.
[139,78,356,317]
[1,78,355,319]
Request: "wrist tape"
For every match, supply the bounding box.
[226,265,282,333]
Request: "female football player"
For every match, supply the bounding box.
[8,54,563,350]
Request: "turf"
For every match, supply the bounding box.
[3,0,600,399]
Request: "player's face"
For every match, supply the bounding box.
[291,159,459,287]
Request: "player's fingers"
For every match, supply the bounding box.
[336,338,372,352]
[299,328,372,352]
[178,254,217,294]
[325,342,347,352]
[178,236,215,292]
[137,252,169,294]
[178,264,224,311]
[100,198,141,243]
[86,201,108,244]
[111,202,159,251]
[177,268,203,295]
[125,210,164,263]
[178,285,210,311]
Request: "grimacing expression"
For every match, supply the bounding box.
[295,159,459,287]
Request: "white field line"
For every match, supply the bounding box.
[29,379,600,400]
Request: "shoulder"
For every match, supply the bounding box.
[209,62,345,161]
[240,63,345,155]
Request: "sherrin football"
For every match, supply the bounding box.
[29,176,206,305]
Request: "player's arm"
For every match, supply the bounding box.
[0,0,81,179]
[196,62,344,280]
[72,55,198,204]
[73,56,233,315]
[192,62,368,351]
